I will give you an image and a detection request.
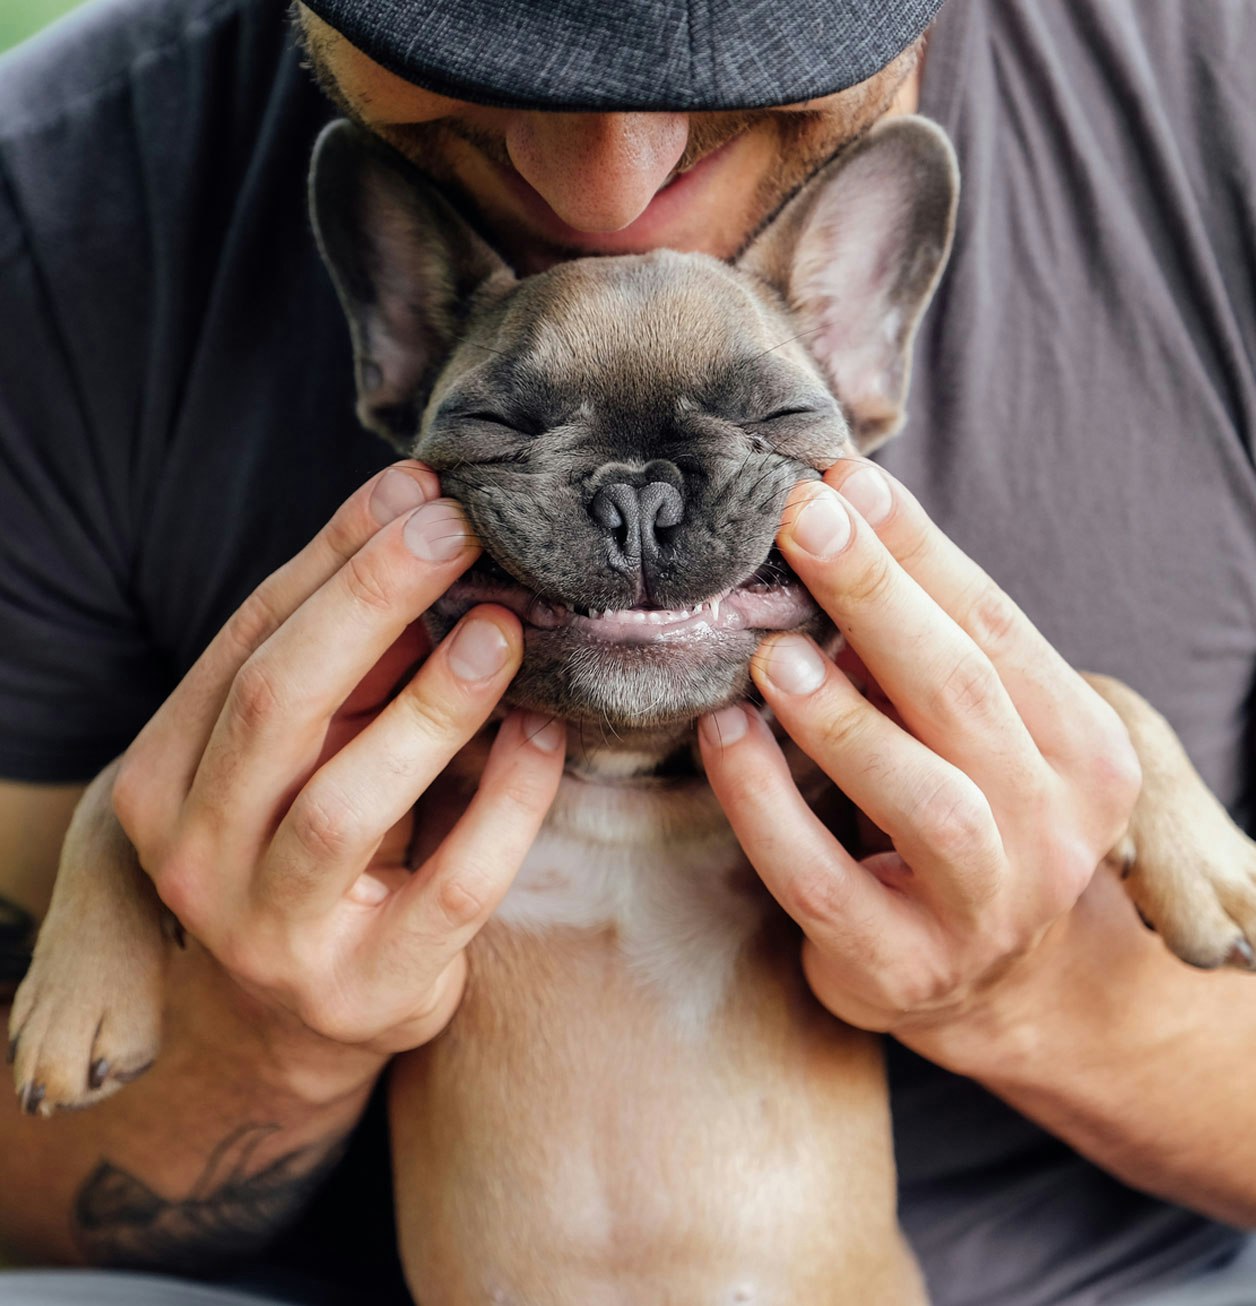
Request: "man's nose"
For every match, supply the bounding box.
[505,112,688,232]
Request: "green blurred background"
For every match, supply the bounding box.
[2,0,91,53]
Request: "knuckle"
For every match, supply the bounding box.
[958,581,1022,656]
[432,865,494,932]
[1089,707,1143,811]
[813,697,875,758]
[341,551,397,615]
[229,656,290,735]
[490,770,552,820]
[1046,834,1102,908]
[286,787,363,867]
[784,856,855,931]
[323,501,369,567]
[841,553,897,610]
[395,679,467,742]
[928,650,1002,724]
[150,847,210,938]
[222,585,288,664]
[909,775,996,865]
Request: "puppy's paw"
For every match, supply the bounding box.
[9,924,164,1116]
[8,885,166,1116]
[9,949,161,1116]
[1117,817,1256,973]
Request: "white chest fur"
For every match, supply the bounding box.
[494,771,773,1033]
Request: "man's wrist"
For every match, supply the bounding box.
[172,944,388,1110]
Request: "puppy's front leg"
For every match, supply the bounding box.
[9,758,166,1114]
[1086,674,1256,971]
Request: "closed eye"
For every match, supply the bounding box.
[758,407,821,422]
[461,412,521,429]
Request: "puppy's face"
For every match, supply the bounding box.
[421,252,844,730]
[311,117,957,745]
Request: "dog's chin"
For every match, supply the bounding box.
[426,561,830,746]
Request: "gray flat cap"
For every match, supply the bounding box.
[301,0,944,111]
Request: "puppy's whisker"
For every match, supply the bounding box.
[442,333,513,361]
[737,323,829,368]
[523,712,562,749]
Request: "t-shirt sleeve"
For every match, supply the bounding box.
[0,161,167,783]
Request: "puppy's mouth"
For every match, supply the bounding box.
[433,554,818,643]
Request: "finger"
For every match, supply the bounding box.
[776,480,1043,794]
[177,498,481,879]
[369,709,567,985]
[749,634,1008,908]
[697,704,919,962]
[118,462,439,844]
[821,459,1122,770]
[254,606,528,919]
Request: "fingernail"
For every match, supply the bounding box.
[404,500,471,562]
[447,616,512,681]
[520,711,565,753]
[839,465,893,526]
[370,467,431,524]
[763,634,829,695]
[790,486,853,558]
[699,705,749,748]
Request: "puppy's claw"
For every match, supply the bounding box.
[19,1081,45,1116]
[88,1058,109,1090]
[1225,938,1256,972]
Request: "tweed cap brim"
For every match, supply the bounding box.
[301,0,944,112]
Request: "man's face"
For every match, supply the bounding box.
[296,7,923,273]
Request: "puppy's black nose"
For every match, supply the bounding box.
[590,479,684,575]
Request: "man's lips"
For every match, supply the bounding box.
[432,566,819,644]
[491,136,742,255]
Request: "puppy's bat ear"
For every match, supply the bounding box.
[309,119,516,449]
[738,116,957,452]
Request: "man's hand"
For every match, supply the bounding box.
[698,460,1142,1041]
[112,461,564,1095]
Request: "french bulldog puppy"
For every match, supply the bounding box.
[12,113,1256,1304]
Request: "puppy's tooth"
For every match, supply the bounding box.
[709,598,722,622]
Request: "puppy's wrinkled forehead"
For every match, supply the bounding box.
[440,251,815,414]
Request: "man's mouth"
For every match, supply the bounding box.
[491,136,743,256]
[432,556,818,644]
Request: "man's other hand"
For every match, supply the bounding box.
[112,462,564,1093]
[698,461,1142,1041]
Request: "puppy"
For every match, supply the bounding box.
[12,115,1256,1304]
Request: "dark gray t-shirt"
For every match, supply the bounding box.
[0,1,1253,1303]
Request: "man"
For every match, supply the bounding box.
[0,1,1254,1303]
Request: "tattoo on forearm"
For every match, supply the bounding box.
[74,1122,347,1271]
[0,895,35,1004]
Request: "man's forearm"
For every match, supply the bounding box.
[0,948,376,1270]
[911,869,1256,1227]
